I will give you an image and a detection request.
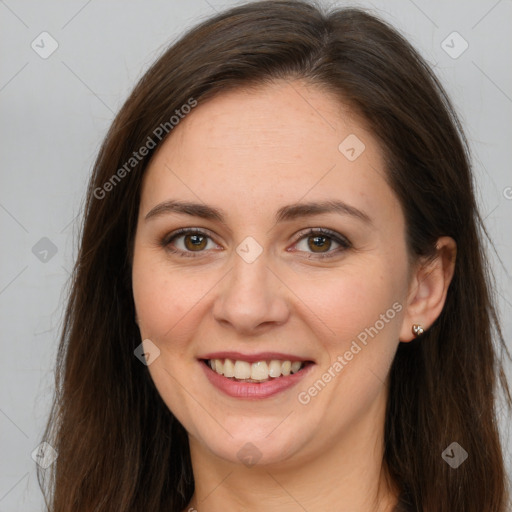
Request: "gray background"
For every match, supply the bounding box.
[1,0,511,509]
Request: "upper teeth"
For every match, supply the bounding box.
[208,359,305,381]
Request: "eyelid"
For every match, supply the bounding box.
[160,228,222,259]
[288,227,351,258]
[162,227,218,246]
[162,227,351,258]
[291,227,350,245]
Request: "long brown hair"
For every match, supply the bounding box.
[38,1,511,510]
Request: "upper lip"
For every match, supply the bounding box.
[199,351,314,363]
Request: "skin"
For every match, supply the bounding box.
[131,80,456,512]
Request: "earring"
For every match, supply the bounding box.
[412,324,424,336]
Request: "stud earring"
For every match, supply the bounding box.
[412,324,424,336]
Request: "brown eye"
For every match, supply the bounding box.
[184,233,207,251]
[307,235,332,253]
[293,228,351,258]
[163,229,220,257]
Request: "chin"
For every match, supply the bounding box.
[192,416,316,468]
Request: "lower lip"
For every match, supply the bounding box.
[201,360,314,399]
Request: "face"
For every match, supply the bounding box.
[132,80,413,468]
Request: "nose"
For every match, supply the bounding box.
[212,252,290,335]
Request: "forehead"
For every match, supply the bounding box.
[140,80,400,228]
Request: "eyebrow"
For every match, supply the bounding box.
[144,199,372,225]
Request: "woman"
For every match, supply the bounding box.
[38,1,511,511]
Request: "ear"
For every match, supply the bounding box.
[399,236,457,342]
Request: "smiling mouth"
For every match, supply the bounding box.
[203,358,312,383]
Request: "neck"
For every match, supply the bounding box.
[184,387,400,512]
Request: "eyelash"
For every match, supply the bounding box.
[161,227,351,259]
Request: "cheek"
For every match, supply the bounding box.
[132,263,175,338]
[290,262,404,346]
[289,265,405,419]
[132,250,217,347]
